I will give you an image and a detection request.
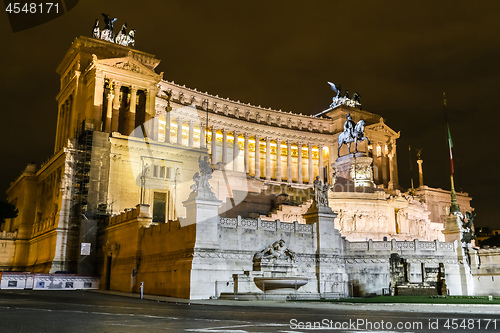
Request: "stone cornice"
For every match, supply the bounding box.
[157,80,334,131]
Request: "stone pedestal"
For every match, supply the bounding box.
[334,152,374,190]
[442,213,474,295]
[183,190,222,248]
[303,203,346,295]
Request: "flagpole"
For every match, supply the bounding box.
[443,92,460,214]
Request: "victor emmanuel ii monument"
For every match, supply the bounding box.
[1,18,498,299]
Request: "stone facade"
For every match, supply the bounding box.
[3,35,499,300]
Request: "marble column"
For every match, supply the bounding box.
[265,137,271,180]
[233,131,239,171]
[298,142,303,184]
[222,129,228,165]
[276,140,282,182]
[287,141,292,182]
[177,118,183,145]
[164,110,171,143]
[93,75,104,131]
[244,133,250,174]
[105,91,114,133]
[318,144,324,182]
[145,89,155,138]
[188,121,194,147]
[308,143,313,183]
[200,126,206,148]
[111,82,120,132]
[417,158,424,188]
[388,151,396,190]
[54,104,63,151]
[129,87,137,136]
[255,135,261,179]
[381,144,388,186]
[211,127,218,164]
[152,114,159,141]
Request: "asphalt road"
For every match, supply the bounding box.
[0,290,499,332]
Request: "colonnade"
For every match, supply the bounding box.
[159,116,330,184]
[100,80,155,137]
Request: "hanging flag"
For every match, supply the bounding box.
[447,124,454,175]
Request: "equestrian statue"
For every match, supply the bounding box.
[337,113,370,156]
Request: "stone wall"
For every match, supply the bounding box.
[344,239,461,296]
[470,248,500,296]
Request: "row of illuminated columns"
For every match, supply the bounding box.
[55,95,74,152]
[157,115,329,184]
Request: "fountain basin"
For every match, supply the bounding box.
[254,277,308,291]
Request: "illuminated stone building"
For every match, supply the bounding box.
[4,34,496,300]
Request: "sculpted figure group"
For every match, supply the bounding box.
[92,14,135,47]
[254,239,296,261]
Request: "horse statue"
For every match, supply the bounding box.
[337,118,370,155]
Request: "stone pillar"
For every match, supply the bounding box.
[222,129,228,165]
[152,114,159,141]
[111,82,120,132]
[381,144,388,186]
[287,141,292,183]
[188,121,194,147]
[265,137,271,180]
[92,75,105,131]
[308,143,313,183]
[276,140,282,182]
[303,202,341,295]
[244,133,250,174]
[255,135,261,179]
[318,144,324,182]
[164,110,171,143]
[145,89,155,138]
[417,158,424,188]
[105,90,114,133]
[211,127,218,164]
[388,142,396,190]
[54,105,63,152]
[298,142,303,184]
[129,87,137,135]
[200,126,206,148]
[233,131,239,171]
[177,118,183,145]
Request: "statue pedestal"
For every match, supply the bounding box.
[334,152,374,190]
[183,189,222,248]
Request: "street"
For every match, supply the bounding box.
[0,290,499,332]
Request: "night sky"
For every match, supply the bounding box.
[1,1,499,228]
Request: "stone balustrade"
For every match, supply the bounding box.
[219,216,313,234]
[347,239,455,254]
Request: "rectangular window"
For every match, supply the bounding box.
[153,192,167,223]
[160,166,165,179]
[153,165,158,178]
[166,167,171,179]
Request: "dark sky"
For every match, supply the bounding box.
[1,1,499,228]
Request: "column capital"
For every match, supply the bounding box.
[254,134,261,140]
[307,142,313,149]
[318,143,324,149]
[221,128,229,134]
[130,86,138,92]
[265,136,272,143]
[287,140,293,147]
[244,132,250,139]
